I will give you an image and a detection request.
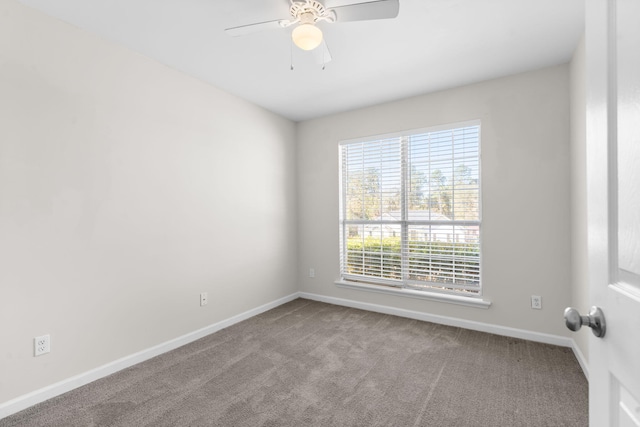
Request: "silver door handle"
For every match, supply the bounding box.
[563,306,606,338]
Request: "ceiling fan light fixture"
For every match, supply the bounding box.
[292,23,323,50]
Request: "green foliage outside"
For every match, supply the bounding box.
[346,237,479,286]
[346,164,479,221]
[346,168,381,220]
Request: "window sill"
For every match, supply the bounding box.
[335,280,491,309]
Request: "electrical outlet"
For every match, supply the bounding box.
[309,268,315,278]
[531,295,542,310]
[200,292,208,306]
[34,334,50,356]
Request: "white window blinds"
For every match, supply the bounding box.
[339,122,481,295]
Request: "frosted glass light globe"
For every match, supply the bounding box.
[292,24,323,51]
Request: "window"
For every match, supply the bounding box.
[339,121,481,296]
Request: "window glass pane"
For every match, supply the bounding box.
[407,224,480,290]
[407,126,479,221]
[342,138,400,220]
[344,224,402,281]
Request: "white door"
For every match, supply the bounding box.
[585,0,640,425]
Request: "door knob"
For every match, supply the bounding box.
[563,306,606,338]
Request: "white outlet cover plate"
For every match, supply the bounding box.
[34,334,50,356]
[531,295,542,309]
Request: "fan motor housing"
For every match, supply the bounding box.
[290,1,326,21]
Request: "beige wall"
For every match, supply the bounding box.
[297,65,573,337]
[0,0,297,403]
[569,36,590,365]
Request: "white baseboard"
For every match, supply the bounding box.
[570,339,589,380]
[0,292,300,419]
[299,292,574,348]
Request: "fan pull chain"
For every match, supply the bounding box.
[290,38,294,71]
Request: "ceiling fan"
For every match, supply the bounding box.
[225,0,400,63]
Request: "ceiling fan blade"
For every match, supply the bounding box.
[225,19,288,37]
[313,39,333,65]
[329,0,399,22]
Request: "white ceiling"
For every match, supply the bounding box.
[18,0,585,122]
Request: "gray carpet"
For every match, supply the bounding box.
[1,298,588,426]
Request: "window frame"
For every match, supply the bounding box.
[338,120,483,298]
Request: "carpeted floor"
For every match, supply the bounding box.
[1,298,588,426]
